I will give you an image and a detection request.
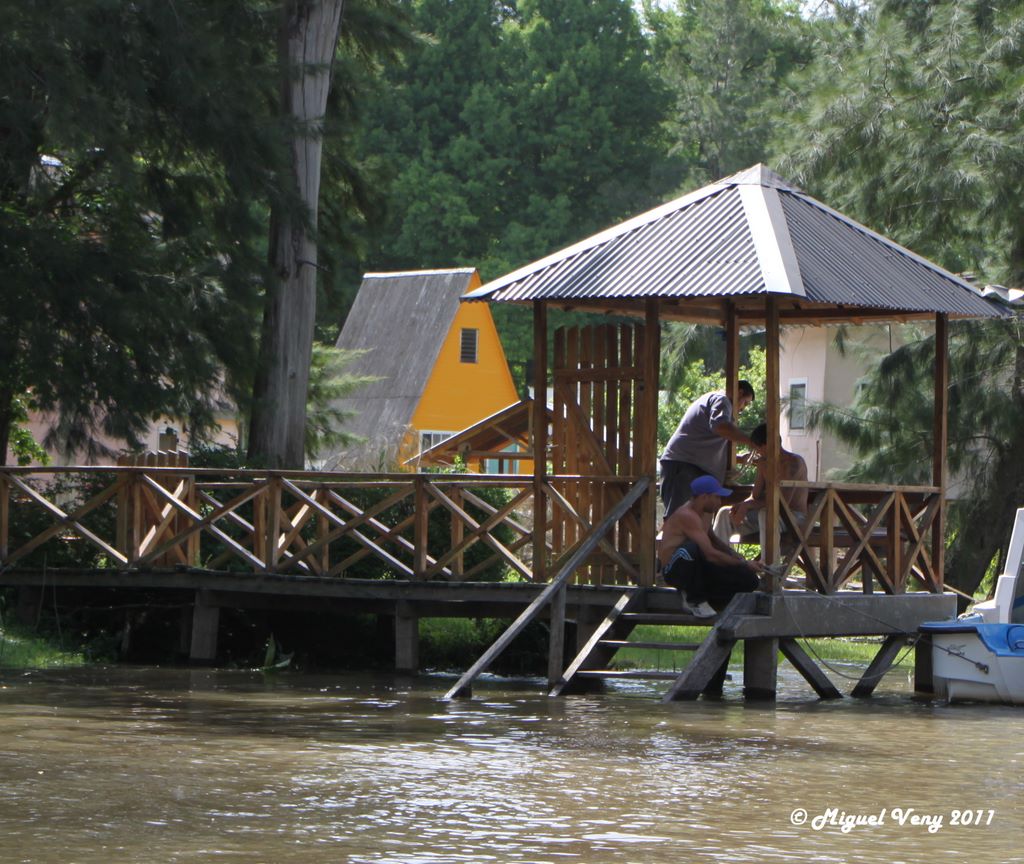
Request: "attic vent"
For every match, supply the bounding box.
[460,328,478,363]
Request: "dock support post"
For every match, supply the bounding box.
[743,638,778,701]
[779,638,842,699]
[178,603,193,658]
[547,583,567,686]
[190,589,220,663]
[852,634,906,697]
[914,633,934,694]
[395,600,419,673]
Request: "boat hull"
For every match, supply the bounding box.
[920,619,1024,705]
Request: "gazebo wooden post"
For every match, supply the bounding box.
[533,301,548,584]
[725,302,740,479]
[745,295,780,701]
[763,297,781,567]
[933,312,949,587]
[640,299,661,586]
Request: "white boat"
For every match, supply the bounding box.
[920,507,1024,704]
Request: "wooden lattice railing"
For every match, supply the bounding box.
[0,467,648,586]
[0,469,944,593]
[777,481,943,594]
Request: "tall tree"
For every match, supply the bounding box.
[642,0,811,190]
[0,0,285,463]
[247,0,347,468]
[777,0,1024,598]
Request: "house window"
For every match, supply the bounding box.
[789,379,807,432]
[460,328,478,363]
[420,430,454,453]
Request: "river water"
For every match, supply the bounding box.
[1,662,1021,864]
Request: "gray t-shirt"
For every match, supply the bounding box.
[660,391,733,481]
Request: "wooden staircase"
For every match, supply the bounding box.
[550,592,746,700]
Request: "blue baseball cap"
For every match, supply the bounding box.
[690,475,731,497]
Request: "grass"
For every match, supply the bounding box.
[0,621,86,668]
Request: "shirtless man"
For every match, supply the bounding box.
[712,423,808,552]
[658,474,765,619]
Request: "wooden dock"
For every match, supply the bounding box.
[0,464,956,700]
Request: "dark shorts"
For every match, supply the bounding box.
[659,460,707,518]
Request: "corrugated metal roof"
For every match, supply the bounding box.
[464,165,1003,319]
[325,269,476,469]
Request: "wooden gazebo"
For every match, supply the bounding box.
[464,165,1006,594]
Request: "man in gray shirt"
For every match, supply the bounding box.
[659,380,758,517]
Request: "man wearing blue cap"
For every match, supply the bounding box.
[657,474,765,619]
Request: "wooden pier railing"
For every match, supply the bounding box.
[776,481,943,594]
[0,468,944,593]
[0,467,647,587]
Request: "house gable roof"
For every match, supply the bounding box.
[464,165,1004,324]
[329,268,477,468]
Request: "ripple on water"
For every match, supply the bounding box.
[0,667,1022,863]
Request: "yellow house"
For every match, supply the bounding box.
[325,268,522,471]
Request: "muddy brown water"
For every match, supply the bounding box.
[1,663,1021,863]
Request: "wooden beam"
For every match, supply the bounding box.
[639,299,661,586]
[549,590,640,696]
[779,638,842,699]
[662,635,736,701]
[662,593,758,701]
[933,312,949,588]
[395,599,419,672]
[744,638,778,700]
[914,633,935,694]
[725,301,740,477]
[764,296,781,570]
[533,302,548,583]
[721,592,956,639]
[852,634,908,697]
[190,589,220,662]
[547,582,567,686]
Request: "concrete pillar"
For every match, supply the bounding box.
[394,601,419,672]
[743,638,778,700]
[189,590,220,663]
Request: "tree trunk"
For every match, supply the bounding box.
[247,0,345,469]
[0,387,13,468]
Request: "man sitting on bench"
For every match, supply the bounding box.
[658,475,766,618]
[712,423,808,557]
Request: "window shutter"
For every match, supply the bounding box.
[460,328,478,363]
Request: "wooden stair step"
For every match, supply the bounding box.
[619,612,717,625]
[599,639,702,651]
[576,669,683,681]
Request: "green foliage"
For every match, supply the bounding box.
[355,0,669,283]
[776,0,1024,596]
[777,0,1024,284]
[641,0,812,190]
[6,394,48,466]
[0,615,85,668]
[0,0,289,461]
[305,346,380,460]
[419,616,548,674]
[657,326,767,453]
